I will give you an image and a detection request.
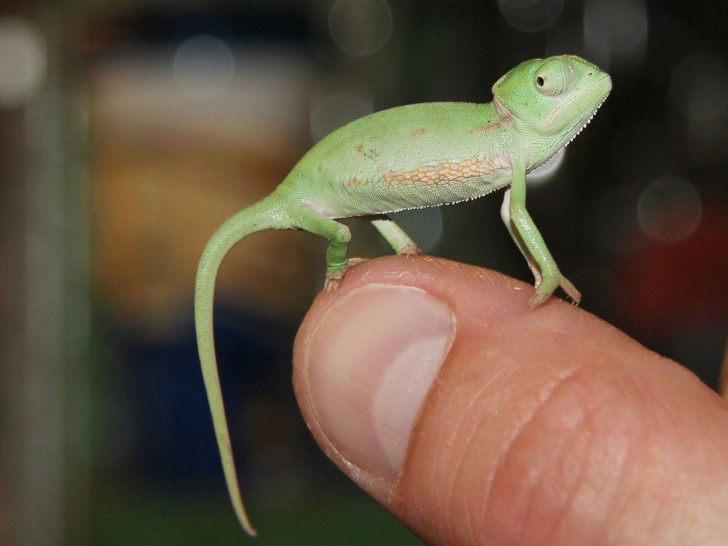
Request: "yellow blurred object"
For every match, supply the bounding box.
[89,50,318,337]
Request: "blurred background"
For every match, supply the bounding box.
[0,0,726,544]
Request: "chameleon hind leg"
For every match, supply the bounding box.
[370,216,422,255]
[295,211,423,292]
[293,209,355,291]
[321,215,421,290]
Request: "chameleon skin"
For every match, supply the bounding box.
[194,55,611,535]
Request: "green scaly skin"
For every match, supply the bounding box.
[194,55,612,535]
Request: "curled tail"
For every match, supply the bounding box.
[194,194,291,536]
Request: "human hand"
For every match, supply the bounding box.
[292,255,728,545]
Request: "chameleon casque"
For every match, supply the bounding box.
[194,55,612,535]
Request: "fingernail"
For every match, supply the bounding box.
[304,284,456,482]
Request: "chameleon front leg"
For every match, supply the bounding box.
[500,189,543,289]
[502,158,581,308]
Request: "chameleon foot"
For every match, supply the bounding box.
[399,243,423,256]
[528,275,581,309]
[323,258,368,293]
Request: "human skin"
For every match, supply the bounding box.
[293,255,728,545]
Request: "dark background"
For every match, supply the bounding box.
[0,1,726,544]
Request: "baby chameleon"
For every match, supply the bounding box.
[195,55,612,535]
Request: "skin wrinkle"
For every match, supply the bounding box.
[591,356,679,541]
[407,312,507,537]
[568,375,641,542]
[540,402,605,544]
[522,385,592,543]
[613,355,663,413]
[608,399,680,544]
[597,361,653,529]
[447,353,515,530]
[457,456,478,546]
[437,370,500,544]
[609,435,659,543]
[535,430,590,544]
[590,426,635,542]
[577,429,627,543]
[626,473,665,545]
[463,381,514,539]
[431,338,588,544]
[451,389,497,545]
[486,357,588,543]
[533,360,671,544]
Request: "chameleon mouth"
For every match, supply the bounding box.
[544,73,612,128]
[563,94,608,147]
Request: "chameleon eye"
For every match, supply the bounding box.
[535,59,571,96]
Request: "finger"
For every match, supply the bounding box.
[720,334,728,400]
[293,255,728,545]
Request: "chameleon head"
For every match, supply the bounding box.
[492,55,612,145]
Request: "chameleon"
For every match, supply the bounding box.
[194,54,611,535]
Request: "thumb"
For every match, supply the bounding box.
[292,256,728,545]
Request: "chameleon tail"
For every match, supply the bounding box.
[194,194,291,536]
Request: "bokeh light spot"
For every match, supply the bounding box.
[389,207,443,252]
[328,0,393,56]
[497,0,563,32]
[0,16,46,108]
[173,35,234,97]
[637,176,702,244]
[527,148,565,186]
[668,52,728,158]
[584,0,647,68]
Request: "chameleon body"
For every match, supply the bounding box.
[195,55,611,535]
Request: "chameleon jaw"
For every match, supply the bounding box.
[543,73,611,127]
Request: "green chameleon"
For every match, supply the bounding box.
[194,55,611,535]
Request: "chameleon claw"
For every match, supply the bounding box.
[323,276,341,293]
[560,279,582,306]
